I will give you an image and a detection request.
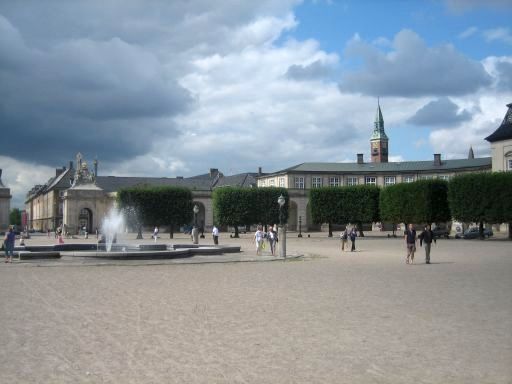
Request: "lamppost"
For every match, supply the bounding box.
[192,204,199,244]
[298,215,302,238]
[278,194,286,258]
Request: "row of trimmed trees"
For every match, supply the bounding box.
[116,186,288,238]
[115,173,512,239]
[309,173,512,239]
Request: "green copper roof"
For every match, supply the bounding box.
[371,102,388,140]
[266,157,491,175]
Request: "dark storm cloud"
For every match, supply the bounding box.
[338,30,492,97]
[285,60,333,81]
[407,98,472,127]
[0,13,192,166]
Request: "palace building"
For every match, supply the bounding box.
[23,103,511,234]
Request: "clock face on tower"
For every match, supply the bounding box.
[372,142,379,155]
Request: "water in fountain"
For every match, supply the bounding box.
[101,209,125,252]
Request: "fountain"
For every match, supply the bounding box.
[101,209,125,252]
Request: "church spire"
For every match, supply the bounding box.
[468,146,474,159]
[370,100,389,163]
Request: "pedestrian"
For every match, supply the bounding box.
[4,227,16,263]
[254,225,264,256]
[47,228,50,238]
[350,226,357,252]
[419,224,436,264]
[57,227,64,244]
[267,226,278,256]
[212,225,219,245]
[153,226,159,242]
[340,227,348,252]
[404,223,417,264]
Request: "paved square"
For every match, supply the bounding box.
[0,232,511,383]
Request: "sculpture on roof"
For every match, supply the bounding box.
[72,152,96,186]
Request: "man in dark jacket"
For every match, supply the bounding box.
[419,224,436,264]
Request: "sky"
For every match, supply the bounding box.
[1,0,511,208]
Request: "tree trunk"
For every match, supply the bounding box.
[392,223,396,237]
[358,221,364,237]
[479,221,484,239]
[328,223,333,237]
[136,225,143,239]
[233,225,239,238]
[509,222,512,239]
[169,223,174,239]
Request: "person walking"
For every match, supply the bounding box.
[254,225,264,256]
[349,227,357,252]
[212,225,219,245]
[153,226,159,242]
[340,227,348,252]
[419,224,436,264]
[267,226,278,256]
[4,227,16,263]
[404,223,417,264]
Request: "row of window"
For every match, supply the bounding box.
[260,174,452,188]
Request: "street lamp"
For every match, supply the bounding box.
[277,194,286,259]
[192,204,200,244]
[298,215,302,238]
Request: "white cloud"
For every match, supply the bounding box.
[458,26,478,39]
[484,27,512,45]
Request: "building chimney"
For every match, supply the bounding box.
[0,169,2,179]
[94,159,98,177]
[69,161,73,170]
[258,167,262,176]
[209,168,218,178]
[434,153,442,166]
[357,153,364,164]
[55,167,65,177]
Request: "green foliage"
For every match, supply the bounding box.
[380,179,450,224]
[309,185,380,224]
[9,208,22,226]
[213,187,288,227]
[448,172,512,224]
[117,186,193,228]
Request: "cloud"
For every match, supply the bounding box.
[458,26,478,39]
[484,27,512,45]
[285,58,337,81]
[444,0,512,13]
[339,29,492,97]
[408,98,472,126]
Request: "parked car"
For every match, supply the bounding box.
[462,227,493,239]
[432,227,450,239]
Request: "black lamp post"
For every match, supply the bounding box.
[277,194,286,258]
[298,215,302,237]
[192,204,200,244]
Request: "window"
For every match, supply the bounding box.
[508,159,512,171]
[279,177,285,187]
[260,180,266,187]
[403,175,414,183]
[294,177,305,189]
[384,176,396,186]
[346,177,358,186]
[438,175,450,181]
[365,176,377,185]
[312,177,323,188]
[269,179,275,186]
[329,177,340,187]
[419,175,433,180]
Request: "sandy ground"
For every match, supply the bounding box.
[0,231,511,383]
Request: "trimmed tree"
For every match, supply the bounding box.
[380,179,450,228]
[117,186,193,239]
[448,172,512,239]
[309,185,380,237]
[250,187,289,229]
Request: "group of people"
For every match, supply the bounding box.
[254,225,278,256]
[340,223,437,264]
[340,227,358,252]
[404,223,436,264]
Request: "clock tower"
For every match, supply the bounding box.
[370,101,389,163]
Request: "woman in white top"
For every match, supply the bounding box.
[254,225,264,255]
